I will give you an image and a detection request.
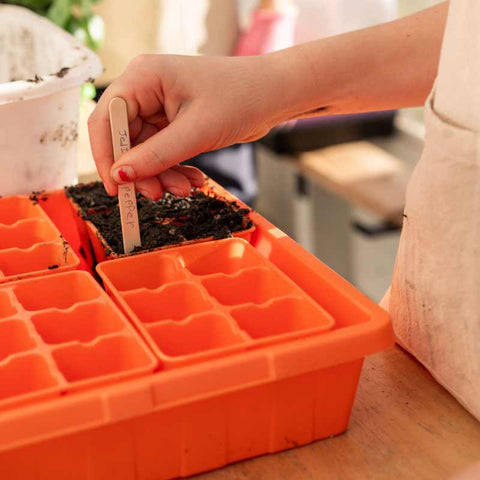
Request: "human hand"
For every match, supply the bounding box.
[88,53,283,199]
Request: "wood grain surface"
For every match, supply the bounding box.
[297,142,410,225]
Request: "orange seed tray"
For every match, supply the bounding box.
[0,188,395,480]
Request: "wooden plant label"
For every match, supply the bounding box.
[108,97,141,254]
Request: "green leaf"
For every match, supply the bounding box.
[76,15,97,50]
[80,0,92,16]
[46,0,72,27]
[3,0,52,13]
[81,82,96,100]
[3,0,104,50]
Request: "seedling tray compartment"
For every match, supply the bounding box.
[0,196,79,283]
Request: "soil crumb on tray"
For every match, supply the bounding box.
[29,191,48,204]
[65,182,253,255]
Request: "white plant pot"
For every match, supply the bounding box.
[0,5,103,196]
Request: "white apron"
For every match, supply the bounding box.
[384,0,480,420]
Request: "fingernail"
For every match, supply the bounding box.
[137,188,152,199]
[103,182,113,196]
[189,178,201,188]
[168,188,185,197]
[112,166,135,183]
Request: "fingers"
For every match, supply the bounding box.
[88,59,160,195]
[88,92,140,196]
[110,108,211,185]
[135,177,163,200]
[171,165,205,188]
[158,169,193,197]
[134,167,204,200]
[88,104,116,195]
[129,116,143,143]
[133,122,158,146]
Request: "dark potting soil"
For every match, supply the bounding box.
[65,182,253,255]
[29,190,48,205]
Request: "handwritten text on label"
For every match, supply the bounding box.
[119,185,138,229]
[119,129,129,154]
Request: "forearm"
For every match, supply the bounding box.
[263,2,449,121]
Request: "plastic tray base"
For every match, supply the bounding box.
[0,359,362,480]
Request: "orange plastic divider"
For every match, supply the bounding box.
[122,283,216,323]
[0,354,59,403]
[0,290,16,318]
[146,312,248,358]
[201,267,294,305]
[231,296,328,339]
[0,271,157,410]
[31,302,125,344]
[102,253,188,291]
[66,179,256,262]
[0,196,80,283]
[97,238,335,368]
[0,219,57,250]
[0,319,36,361]
[37,189,95,274]
[0,197,39,225]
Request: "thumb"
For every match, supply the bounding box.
[110,109,213,184]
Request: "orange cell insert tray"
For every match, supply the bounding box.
[0,271,156,411]
[0,196,79,283]
[97,238,335,368]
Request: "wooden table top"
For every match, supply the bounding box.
[295,141,411,226]
[194,346,480,480]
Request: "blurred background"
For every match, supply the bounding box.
[3,0,443,302]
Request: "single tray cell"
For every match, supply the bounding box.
[0,219,58,250]
[122,282,214,323]
[180,239,260,276]
[52,335,155,384]
[0,319,36,361]
[0,290,16,318]
[230,296,333,340]
[0,354,60,402]
[146,312,247,358]
[0,197,40,226]
[65,180,255,260]
[0,243,78,278]
[31,301,125,344]
[201,267,295,306]
[14,272,100,311]
[99,253,187,292]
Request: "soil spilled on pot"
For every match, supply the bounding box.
[65,181,253,255]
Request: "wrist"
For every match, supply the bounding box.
[259,44,342,125]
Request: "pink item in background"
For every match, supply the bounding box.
[235,7,298,56]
